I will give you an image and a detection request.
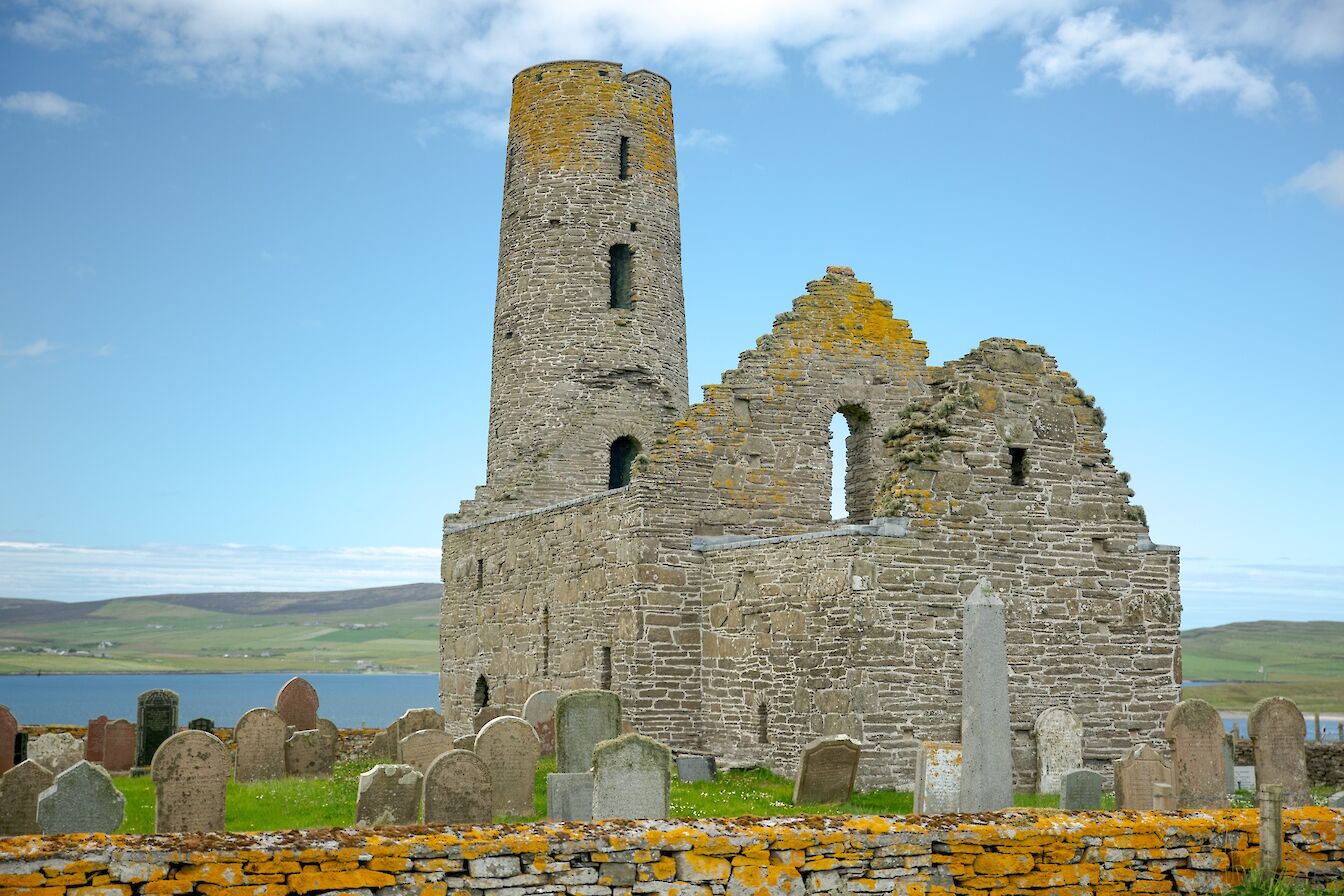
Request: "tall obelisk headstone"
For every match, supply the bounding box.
[960,579,1012,812]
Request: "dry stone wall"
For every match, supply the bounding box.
[2,812,1342,896]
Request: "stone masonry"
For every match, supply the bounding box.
[440,60,1182,791]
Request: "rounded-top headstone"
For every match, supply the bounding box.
[356,763,422,826]
[473,705,509,733]
[28,732,84,776]
[792,734,862,805]
[424,749,493,824]
[36,760,125,835]
[1033,707,1083,794]
[399,728,455,775]
[0,758,55,836]
[591,732,671,820]
[1248,696,1310,807]
[276,677,320,731]
[0,704,17,775]
[523,689,560,755]
[233,707,287,782]
[556,689,621,774]
[1164,698,1228,809]
[475,715,541,817]
[286,728,334,778]
[151,729,230,833]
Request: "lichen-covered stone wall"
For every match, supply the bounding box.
[3,812,1342,896]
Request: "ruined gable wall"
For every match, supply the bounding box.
[697,340,1180,790]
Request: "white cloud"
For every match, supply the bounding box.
[678,128,731,151]
[8,0,1317,115]
[1020,8,1278,113]
[0,540,440,601]
[1281,150,1344,208]
[0,90,90,123]
[0,338,57,358]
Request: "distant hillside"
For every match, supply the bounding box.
[0,584,441,674]
[1180,619,1344,712]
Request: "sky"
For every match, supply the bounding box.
[1,0,1341,630]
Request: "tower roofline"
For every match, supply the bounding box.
[512,60,669,86]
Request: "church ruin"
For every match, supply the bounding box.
[440,60,1181,788]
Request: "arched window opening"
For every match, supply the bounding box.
[757,702,770,745]
[601,646,613,690]
[829,405,873,522]
[609,244,634,309]
[609,435,641,489]
[542,606,551,677]
[473,675,489,709]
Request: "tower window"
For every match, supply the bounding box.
[609,435,641,489]
[609,244,634,309]
[474,675,489,709]
[1010,447,1027,486]
[475,558,484,589]
[542,606,551,676]
[758,702,769,744]
[601,646,613,690]
[619,136,630,180]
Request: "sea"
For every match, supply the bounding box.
[0,673,440,728]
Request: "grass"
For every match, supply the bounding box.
[1224,868,1344,894]
[1180,621,1344,713]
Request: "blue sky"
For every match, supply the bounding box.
[1,1,1341,629]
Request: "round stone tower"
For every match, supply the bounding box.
[473,60,689,515]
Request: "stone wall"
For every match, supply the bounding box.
[1235,741,1344,789]
[2,812,1342,895]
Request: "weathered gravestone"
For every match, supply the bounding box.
[29,732,84,776]
[286,729,333,778]
[188,718,215,733]
[391,708,444,761]
[1033,707,1083,794]
[370,730,390,760]
[424,749,493,824]
[1060,769,1103,810]
[453,734,477,751]
[317,718,339,748]
[1329,791,1344,809]
[473,706,508,733]
[1234,766,1257,791]
[136,688,179,767]
[275,676,320,731]
[1113,743,1172,810]
[676,755,716,782]
[355,764,422,826]
[547,772,594,821]
[960,580,1012,812]
[1223,735,1236,795]
[475,716,541,817]
[556,690,621,773]
[0,704,16,774]
[591,733,671,820]
[399,729,455,775]
[0,759,54,836]
[151,730,230,832]
[233,708,287,782]
[914,742,962,814]
[86,715,109,764]
[1249,696,1310,807]
[1153,781,1176,810]
[37,760,125,834]
[102,720,135,772]
[1164,698,1228,808]
[523,689,560,755]
[792,735,861,805]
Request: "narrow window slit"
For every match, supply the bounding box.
[601,646,613,690]
[758,702,769,744]
[609,244,634,309]
[1010,447,1027,486]
[618,136,630,180]
[474,675,489,709]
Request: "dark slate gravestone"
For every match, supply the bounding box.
[188,718,215,733]
[1060,769,1103,810]
[136,688,179,767]
[676,755,717,782]
[15,732,29,765]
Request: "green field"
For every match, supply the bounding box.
[1181,620,1344,712]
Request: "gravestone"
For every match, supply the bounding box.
[275,677,320,731]
[1234,766,1257,791]
[547,772,594,821]
[188,717,215,733]
[475,716,541,817]
[1113,743,1171,810]
[286,729,333,778]
[317,717,339,746]
[424,749,493,824]
[233,708,287,782]
[392,708,444,761]
[0,759,54,836]
[591,733,671,820]
[792,735,861,805]
[1223,735,1236,795]
[1060,769,1103,810]
[1329,791,1344,809]
[150,729,230,832]
[1153,781,1176,810]
[399,729,455,775]
[914,742,962,814]
[473,705,508,733]
[103,720,135,772]
[676,755,716,782]
[36,760,125,834]
[0,704,16,774]
[453,734,477,751]
[523,689,560,755]
[1033,707,1083,794]
[556,689,621,773]
[29,732,84,775]
[136,688,179,767]
[370,730,390,760]
[1163,699,1229,808]
[960,580,1012,812]
[13,731,27,765]
[355,764,422,826]
[1249,696,1310,807]
[86,715,110,763]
